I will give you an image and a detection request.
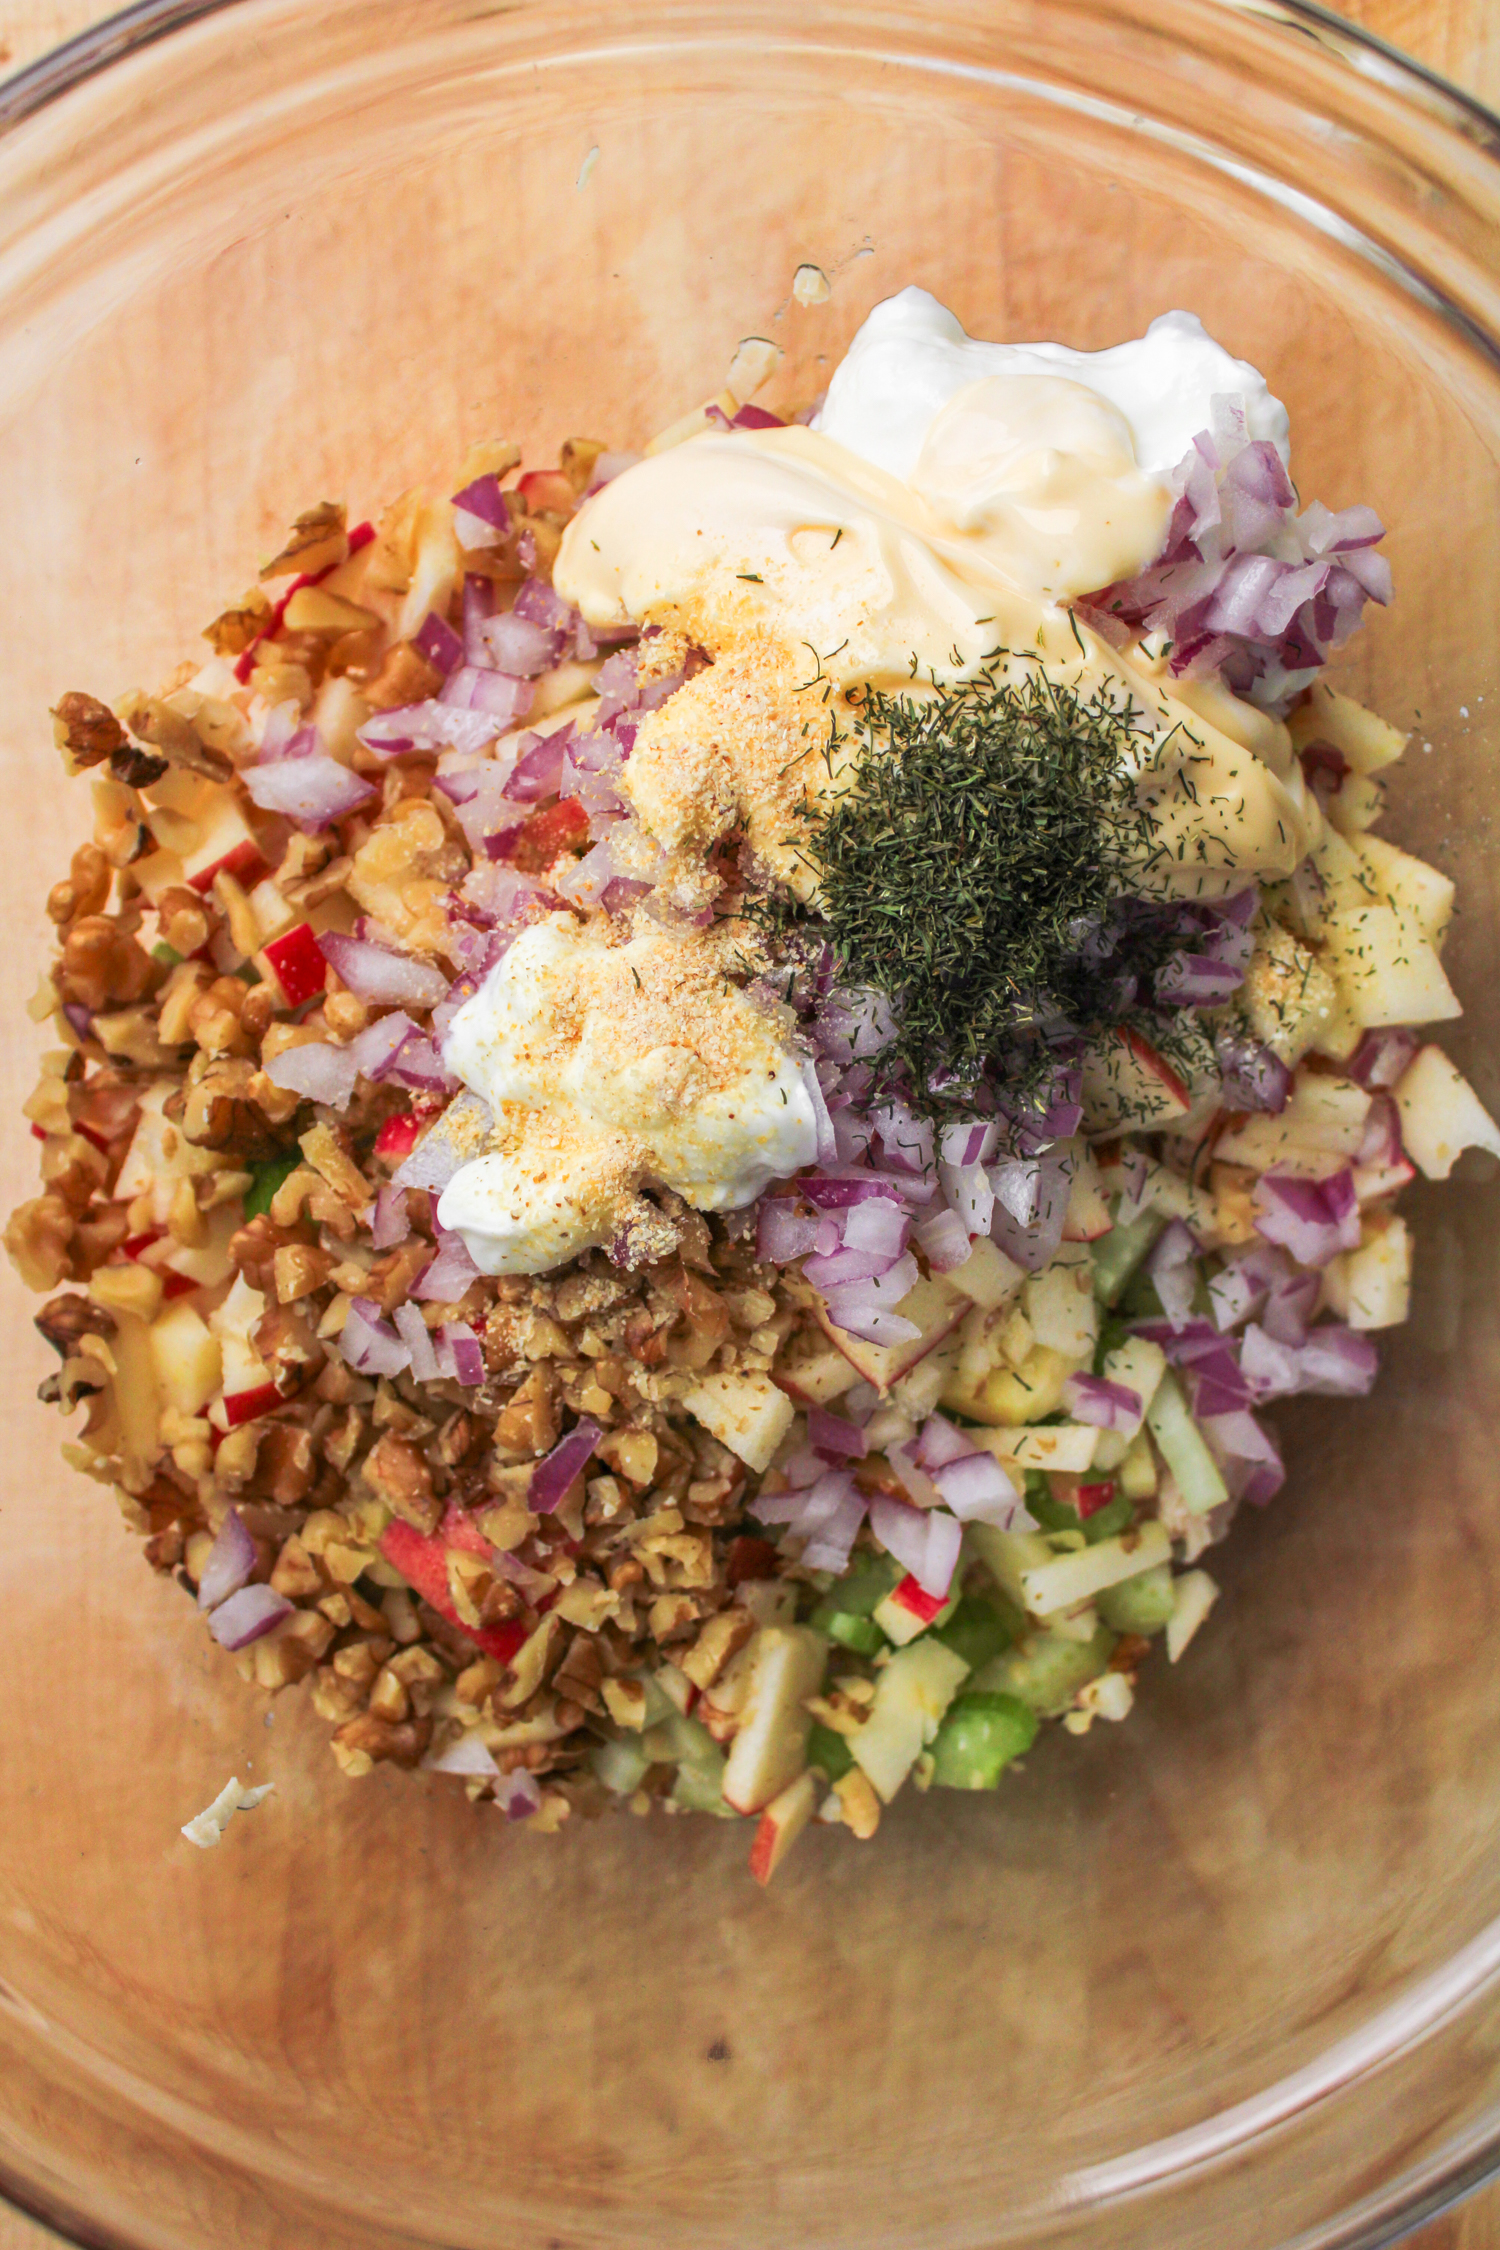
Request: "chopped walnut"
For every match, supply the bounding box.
[361,1430,440,1534]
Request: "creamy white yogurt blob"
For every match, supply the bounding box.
[813,285,1290,485]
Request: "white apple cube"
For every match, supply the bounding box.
[775,1344,861,1407]
[683,1371,795,1473]
[971,1423,1100,1476]
[1322,1212,1412,1331]
[209,1273,271,1395]
[149,1300,223,1415]
[721,1627,828,1815]
[1356,834,1455,949]
[1323,901,1461,1028]
[1025,1254,1097,1360]
[946,1234,1025,1311]
[1394,1045,1500,1179]
[1289,682,1407,774]
[850,1639,970,1803]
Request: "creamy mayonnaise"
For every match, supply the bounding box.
[436,916,818,1272]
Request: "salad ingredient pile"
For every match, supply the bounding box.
[10,287,1498,1882]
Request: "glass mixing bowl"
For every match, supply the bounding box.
[2,1,1500,2244]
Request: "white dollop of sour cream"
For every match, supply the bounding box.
[814,285,1290,485]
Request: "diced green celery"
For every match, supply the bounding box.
[151,940,183,968]
[973,1626,1116,1716]
[243,1150,302,1221]
[815,1610,885,1655]
[1097,1563,1176,1636]
[591,1737,651,1795]
[664,1712,734,1815]
[807,1722,854,1781]
[1091,1210,1165,1306]
[931,1594,1016,1672]
[1081,1489,1134,1545]
[810,1550,901,1650]
[1145,1371,1229,1514]
[930,1691,1039,1789]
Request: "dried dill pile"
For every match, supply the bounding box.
[763,664,1166,1105]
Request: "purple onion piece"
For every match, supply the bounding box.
[197,1507,257,1610]
[208,1583,292,1650]
[531,1417,604,1513]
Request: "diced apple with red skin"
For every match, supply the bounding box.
[1062,1143,1113,1240]
[849,1639,970,1803]
[207,1274,278,1430]
[775,1341,861,1408]
[749,1770,818,1886]
[682,1370,794,1472]
[1394,1044,1500,1179]
[873,1575,954,1648]
[115,1083,220,1219]
[181,794,266,894]
[1080,1028,1190,1132]
[257,920,327,1008]
[721,1627,828,1815]
[811,1272,968,1394]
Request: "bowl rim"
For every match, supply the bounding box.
[0,3,1499,2248]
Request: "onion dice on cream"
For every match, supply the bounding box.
[436,915,819,1274]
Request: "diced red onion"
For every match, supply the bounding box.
[495,1770,543,1820]
[340,1296,411,1378]
[371,1184,410,1251]
[414,611,465,676]
[807,1404,868,1459]
[208,1583,293,1650]
[1253,1170,1360,1267]
[1349,1028,1420,1090]
[1063,1373,1144,1432]
[387,1032,454,1095]
[1262,1266,1320,1347]
[915,1206,972,1273]
[1216,1030,1291,1114]
[318,933,449,1010]
[939,1159,995,1237]
[476,611,564,677]
[244,754,376,830]
[505,730,570,802]
[435,1321,486,1387]
[440,666,534,727]
[800,1483,868,1574]
[931,1450,1024,1527]
[263,1040,360,1111]
[757,1198,820,1265]
[425,1732,500,1777]
[1296,1325,1379,1396]
[531,1417,603,1513]
[1155,951,1246,1007]
[197,1506,256,1610]
[1207,1260,1264,1331]
[413,1229,482,1303]
[913,1413,977,1470]
[1201,1408,1286,1505]
[349,1011,419,1083]
[513,579,575,632]
[393,1301,441,1382]
[868,1494,962,1600]
[391,1096,492,1193]
[452,474,512,533]
[62,1000,94,1041]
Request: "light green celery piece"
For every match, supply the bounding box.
[1146,1370,1229,1514]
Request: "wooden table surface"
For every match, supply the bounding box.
[0,0,1495,2246]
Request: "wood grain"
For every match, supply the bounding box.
[0,3,1495,2249]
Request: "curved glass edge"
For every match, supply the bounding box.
[0,4,1497,2250]
[0,0,1498,143]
